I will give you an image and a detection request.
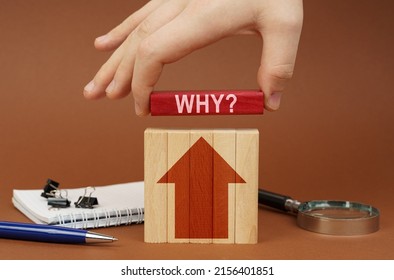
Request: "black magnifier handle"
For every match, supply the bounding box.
[258,189,301,214]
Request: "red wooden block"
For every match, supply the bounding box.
[150,90,264,116]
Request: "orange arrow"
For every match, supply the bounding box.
[158,137,245,239]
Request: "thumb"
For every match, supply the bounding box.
[257,8,303,111]
[258,63,294,112]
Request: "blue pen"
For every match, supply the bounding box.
[0,221,117,244]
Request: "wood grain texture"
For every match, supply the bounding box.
[150,90,264,116]
[189,131,213,243]
[235,129,259,244]
[145,128,259,244]
[144,128,168,243]
[213,129,236,244]
[166,130,190,243]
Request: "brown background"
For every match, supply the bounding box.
[0,0,393,259]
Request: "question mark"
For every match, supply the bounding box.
[226,94,237,113]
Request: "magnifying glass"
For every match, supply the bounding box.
[258,189,380,235]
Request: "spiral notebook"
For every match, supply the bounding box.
[12,181,144,229]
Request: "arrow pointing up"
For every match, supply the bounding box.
[158,137,245,239]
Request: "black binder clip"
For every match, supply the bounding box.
[74,187,99,209]
[41,179,60,198]
[48,190,71,208]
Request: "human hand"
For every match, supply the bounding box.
[83,0,303,116]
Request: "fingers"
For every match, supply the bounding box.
[132,1,256,115]
[85,0,304,116]
[83,43,127,100]
[94,0,164,52]
[106,0,188,100]
[84,0,188,101]
[256,0,303,111]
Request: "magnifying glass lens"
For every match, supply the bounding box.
[258,189,380,235]
[301,201,376,219]
[298,200,379,235]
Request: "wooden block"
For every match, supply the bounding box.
[166,130,190,243]
[144,128,168,243]
[235,129,259,244]
[212,129,237,244]
[144,128,259,244]
[150,90,264,116]
[189,130,213,243]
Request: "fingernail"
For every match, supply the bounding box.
[95,34,108,43]
[84,80,95,93]
[135,102,149,116]
[106,80,115,94]
[267,92,282,110]
[135,103,143,116]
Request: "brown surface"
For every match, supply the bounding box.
[0,0,393,259]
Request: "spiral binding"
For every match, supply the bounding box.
[54,207,145,229]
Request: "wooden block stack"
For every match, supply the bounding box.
[144,128,259,244]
